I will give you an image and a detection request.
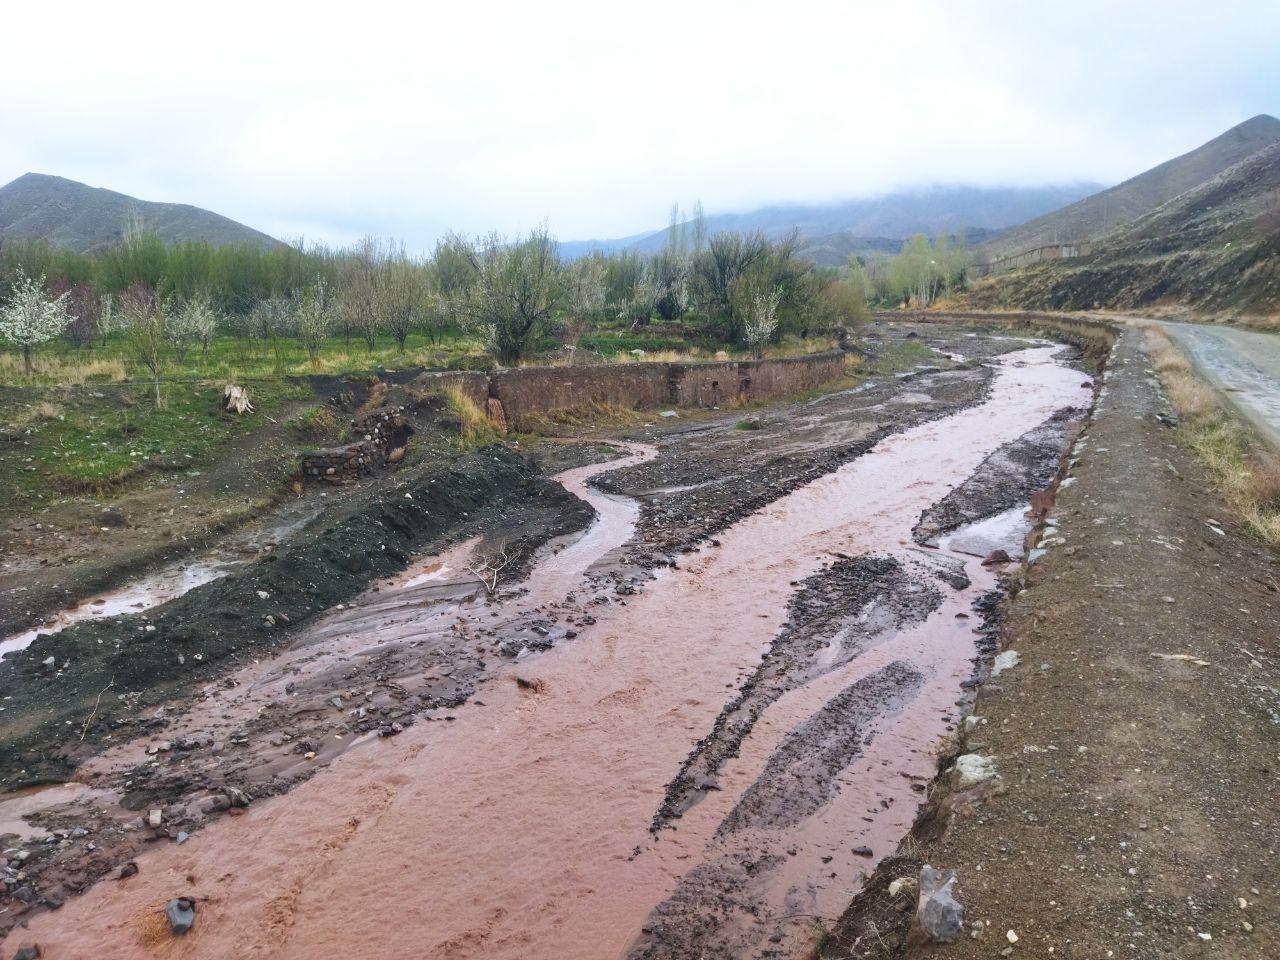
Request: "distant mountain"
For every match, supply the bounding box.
[979,114,1280,262]
[0,173,283,253]
[559,184,1102,264]
[967,137,1280,314]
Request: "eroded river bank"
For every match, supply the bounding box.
[1,325,1093,958]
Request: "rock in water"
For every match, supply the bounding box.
[166,897,197,934]
[915,865,964,943]
[13,945,41,960]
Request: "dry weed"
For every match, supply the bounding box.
[1144,325,1280,548]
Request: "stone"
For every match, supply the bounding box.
[166,897,197,934]
[852,845,874,857]
[888,877,917,898]
[13,945,41,960]
[915,865,964,944]
[953,754,998,788]
[148,809,163,828]
[990,650,1020,677]
[981,549,1012,566]
[119,861,138,879]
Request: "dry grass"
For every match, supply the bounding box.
[438,384,504,448]
[516,400,647,434]
[0,352,128,385]
[1145,325,1280,547]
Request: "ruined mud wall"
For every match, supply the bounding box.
[489,364,672,423]
[413,352,846,426]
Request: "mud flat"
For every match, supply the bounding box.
[0,335,1090,959]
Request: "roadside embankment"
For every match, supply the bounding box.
[821,325,1280,958]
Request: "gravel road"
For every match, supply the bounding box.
[1160,320,1280,451]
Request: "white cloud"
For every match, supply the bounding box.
[2,0,1276,250]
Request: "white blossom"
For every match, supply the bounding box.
[0,271,74,374]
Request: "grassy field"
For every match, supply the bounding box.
[0,329,487,387]
[1,377,312,510]
[0,323,850,515]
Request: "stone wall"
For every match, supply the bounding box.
[302,407,414,484]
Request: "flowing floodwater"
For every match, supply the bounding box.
[3,348,1089,960]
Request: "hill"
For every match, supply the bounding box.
[967,139,1280,314]
[559,184,1101,264]
[978,114,1280,263]
[0,173,283,252]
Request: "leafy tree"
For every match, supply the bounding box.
[0,270,73,375]
[691,231,768,341]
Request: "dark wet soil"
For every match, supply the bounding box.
[0,447,589,787]
[655,556,940,830]
[912,406,1087,545]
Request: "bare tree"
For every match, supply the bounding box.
[121,284,166,408]
[562,255,608,362]
[342,236,384,353]
[169,292,219,363]
[467,542,517,595]
[294,277,335,364]
[451,226,560,365]
[380,250,431,353]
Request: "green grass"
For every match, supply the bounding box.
[1,378,309,509]
[0,329,489,388]
[579,331,690,355]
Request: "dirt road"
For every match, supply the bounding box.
[1159,320,1280,451]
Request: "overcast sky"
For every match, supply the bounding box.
[2,1,1276,252]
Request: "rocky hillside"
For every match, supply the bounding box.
[967,139,1280,314]
[0,173,282,252]
[979,114,1280,262]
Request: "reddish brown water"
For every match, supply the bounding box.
[4,349,1088,959]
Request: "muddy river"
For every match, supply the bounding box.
[2,346,1088,959]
